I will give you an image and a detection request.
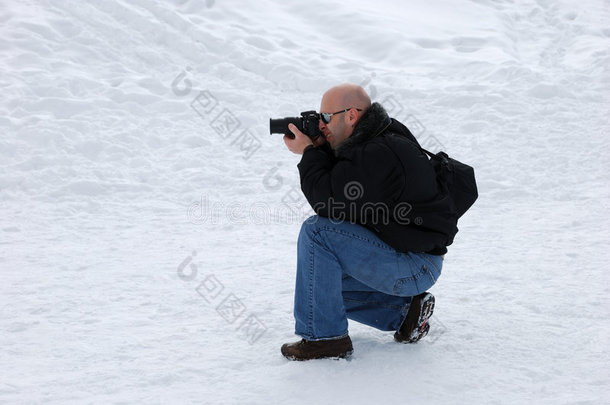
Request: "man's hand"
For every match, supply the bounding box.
[283,124,313,155]
[283,124,327,154]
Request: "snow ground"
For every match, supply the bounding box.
[1,0,609,403]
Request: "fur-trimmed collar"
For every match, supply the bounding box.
[334,102,392,156]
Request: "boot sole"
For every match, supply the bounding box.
[283,349,354,361]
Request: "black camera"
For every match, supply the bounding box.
[269,110,323,140]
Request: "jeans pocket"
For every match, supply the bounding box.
[393,276,419,296]
[421,255,442,283]
[393,263,426,296]
[393,264,439,296]
[424,264,437,284]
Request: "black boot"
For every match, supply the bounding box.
[395,292,435,343]
[281,336,353,361]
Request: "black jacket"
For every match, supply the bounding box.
[298,102,449,255]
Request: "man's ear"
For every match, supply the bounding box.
[348,108,360,125]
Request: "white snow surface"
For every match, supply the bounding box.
[1,0,609,403]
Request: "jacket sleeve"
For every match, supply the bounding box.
[297,142,404,223]
[297,144,334,213]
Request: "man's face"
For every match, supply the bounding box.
[318,95,351,149]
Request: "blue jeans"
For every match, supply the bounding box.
[293,216,443,341]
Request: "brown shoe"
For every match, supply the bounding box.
[281,336,353,361]
[394,292,435,343]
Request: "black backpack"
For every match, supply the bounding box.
[408,147,477,247]
[387,118,478,246]
[420,148,478,220]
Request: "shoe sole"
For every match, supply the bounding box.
[283,349,354,361]
[394,293,435,343]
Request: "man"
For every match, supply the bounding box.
[282,84,447,361]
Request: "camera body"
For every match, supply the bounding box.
[269,110,323,140]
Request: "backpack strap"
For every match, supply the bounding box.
[419,147,451,168]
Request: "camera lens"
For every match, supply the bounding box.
[269,117,301,138]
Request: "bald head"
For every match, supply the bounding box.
[321,83,371,112]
